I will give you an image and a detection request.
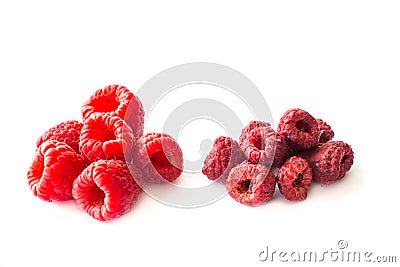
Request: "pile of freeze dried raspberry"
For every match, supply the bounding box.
[202,108,354,206]
[27,84,183,221]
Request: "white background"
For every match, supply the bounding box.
[1,1,399,266]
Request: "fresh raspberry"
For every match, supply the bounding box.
[226,161,276,206]
[81,84,144,139]
[277,156,313,201]
[79,114,134,162]
[240,125,276,167]
[135,132,183,183]
[36,120,83,154]
[272,133,292,168]
[202,136,246,181]
[301,141,354,184]
[27,140,86,202]
[72,160,142,221]
[277,108,319,150]
[316,118,334,143]
[239,121,271,145]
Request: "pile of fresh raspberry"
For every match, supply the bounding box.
[27,84,183,221]
[202,108,354,206]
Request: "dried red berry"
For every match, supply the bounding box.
[135,132,183,183]
[226,161,276,206]
[36,120,83,154]
[239,121,271,145]
[316,118,334,143]
[272,133,292,168]
[72,160,142,221]
[79,114,134,162]
[240,126,276,167]
[277,108,319,150]
[27,140,86,202]
[301,141,354,184]
[82,84,144,139]
[277,156,313,201]
[202,136,246,181]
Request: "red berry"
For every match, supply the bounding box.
[239,121,271,145]
[277,156,313,201]
[301,141,354,184]
[82,84,144,139]
[135,132,183,183]
[27,140,86,202]
[202,136,246,181]
[240,126,276,167]
[79,114,135,162]
[36,120,83,154]
[316,118,334,143]
[272,133,293,168]
[226,161,276,206]
[277,108,319,150]
[240,121,292,168]
[72,160,142,221]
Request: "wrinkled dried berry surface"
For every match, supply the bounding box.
[28,140,86,202]
[72,159,142,221]
[272,133,292,168]
[239,121,271,145]
[301,141,354,184]
[202,136,246,181]
[240,126,276,167]
[36,120,83,154]
[316,118,334,143]
[277,108,319,150]
[277,156,313,201]
[226,161,276,206]
[135,132,183,183]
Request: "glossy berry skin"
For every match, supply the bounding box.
[72,160,142,221]
[79,114,135,162]
[82,84,144,139]
[36,120,83,154]
[226,161,276,206]
[202,136,246,181]
[28,140,86,202]
[277,156,313,201]
[135,132,183,183]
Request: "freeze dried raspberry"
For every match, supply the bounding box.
[277,156,313,201]
[240,126,276,167]
[36,120,83,153]
[226,161,276,206]
[277,108,319,150]
[316,118,334,143]
[272,133,292,168]
[301,141,354,184]
[135,132,183,183]
[79,114,134,162]
[72,160,142,221]
[202,136,246,181]
[27,140,86,202]
[82,84,144,139]
[239,121,271,145]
